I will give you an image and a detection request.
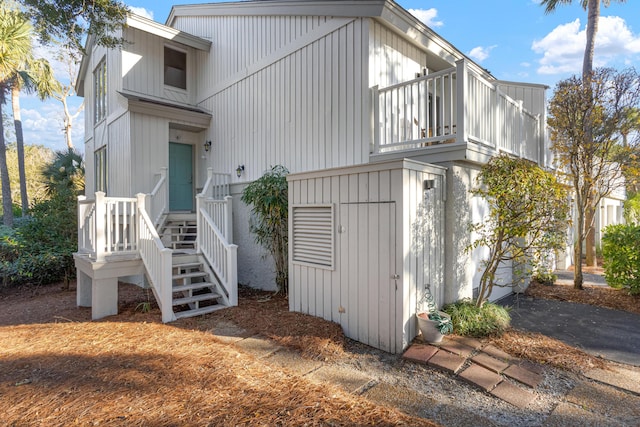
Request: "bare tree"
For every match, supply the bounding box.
[548,68,640,289]
[51,46,84,149]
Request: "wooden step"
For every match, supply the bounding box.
[173,282,216,293]
[173,292,222,306]
[173,271,207,280]
[173,261,202,270]
[174,304,227,319]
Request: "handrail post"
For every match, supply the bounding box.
[77,195,86,252]
[196,193,202,253]
[455,59,467,144]
[227,244,238,306]
[224,195,233,244]
[372,85,380,154]
[95,192,106,261]
[160,248,174,322]
[136,193,147,251]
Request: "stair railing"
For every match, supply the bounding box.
[196,202,238,306]
[196,168,237,306]
[147,167,168,227]
[136,193,174,322]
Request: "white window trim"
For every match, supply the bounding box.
[163,44,188,92]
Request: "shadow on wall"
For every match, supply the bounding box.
[448,169,471,303]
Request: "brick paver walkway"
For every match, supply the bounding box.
[403,335,541,408]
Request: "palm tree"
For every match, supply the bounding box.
[0,6,33,226]
[541,0,626,287]
[42,148,85,196]
[10,57,59,216]
[541,1,626,80]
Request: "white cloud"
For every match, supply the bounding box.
[468,45,497,63]
[19,102,84,153]
[129,7,154,20]
[533,16,640,75]
[408,8,443,28]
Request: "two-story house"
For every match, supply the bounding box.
[75,0,549,353]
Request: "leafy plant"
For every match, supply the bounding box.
[443,299,511,338]
[241,165,289,293]
[602,224,640,295]
[532,271,557,286]
[469,154,569,306]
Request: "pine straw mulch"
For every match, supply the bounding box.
[0,283,438,427]
[525,280,640,315]
[176,286,347,362]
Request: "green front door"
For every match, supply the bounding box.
[169,142,193,211]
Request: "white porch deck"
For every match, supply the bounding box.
[372,59,544,163]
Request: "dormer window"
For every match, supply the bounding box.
[164,46,187,89]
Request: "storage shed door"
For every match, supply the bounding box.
[340,202,398,353]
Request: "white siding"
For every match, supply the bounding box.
[288,159,446,353]
[107,113,132,196]
[172,15,370,181]
[121,27,198,104]
[369,21,427,89]
[130,113,169,195]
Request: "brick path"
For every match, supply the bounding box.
[403,335,541,408]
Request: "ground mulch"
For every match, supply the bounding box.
[525,280,640,315]
[0,283,438,427]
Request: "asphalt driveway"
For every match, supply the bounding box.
[502,293,640,366]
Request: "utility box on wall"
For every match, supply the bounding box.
[287,159,446,353]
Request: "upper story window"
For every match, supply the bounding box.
[94,58,107,124]
[95,146,107,194]
[164,46,187,89]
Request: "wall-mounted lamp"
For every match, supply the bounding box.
[204,140,212,152]
[236,165,245,178]
[423,179,435,191]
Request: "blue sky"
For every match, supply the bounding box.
[15,0,640,153]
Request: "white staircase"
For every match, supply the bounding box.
[160,213,197,251]
[171,253,228,319]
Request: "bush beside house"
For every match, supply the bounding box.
[602,224,640,295]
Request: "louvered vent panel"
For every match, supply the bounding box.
[292,205,334,269]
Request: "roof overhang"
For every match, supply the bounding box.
[167,0,387,25]
[119,91,212,129]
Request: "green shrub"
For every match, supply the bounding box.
[443,299,511,337]
[0,189,77,289]
[602,224,640,295]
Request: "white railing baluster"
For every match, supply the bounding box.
[372,59,541,156]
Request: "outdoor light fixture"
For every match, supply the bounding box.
[236,165,245,178]
[204,140,212,152]
[423,179,435,191]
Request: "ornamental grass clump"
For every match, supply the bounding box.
[443,299,511,338]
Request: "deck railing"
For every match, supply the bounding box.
[77,192,139,261]
[373,59,542,162]
[196,168,238,306]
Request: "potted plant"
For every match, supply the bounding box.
[416,286,453,343]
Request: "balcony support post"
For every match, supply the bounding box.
[455,59,468,144]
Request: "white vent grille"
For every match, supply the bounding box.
[292,204,334,269]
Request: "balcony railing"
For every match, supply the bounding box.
[372,59,542,162]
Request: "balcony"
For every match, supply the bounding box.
[372,59,544,164]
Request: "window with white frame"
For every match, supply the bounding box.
[164,46,187,89]
[95,147,107,194]
[93,58,107,124]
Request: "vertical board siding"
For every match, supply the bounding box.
[130,113,169,195]
[171,15,370,180]
[121,27,196,104]
[369,21,426,90]
[289,162,445,353]
[107,113,132,196]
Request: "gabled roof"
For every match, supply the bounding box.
[166,0,486,79]
[75,13,211,96]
